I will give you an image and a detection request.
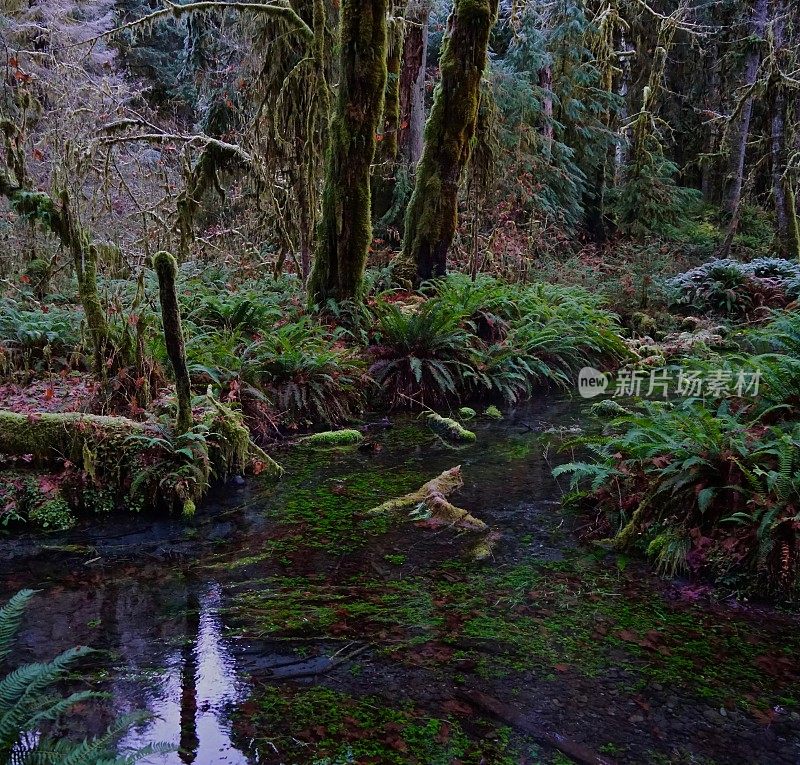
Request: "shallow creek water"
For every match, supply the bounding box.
[1,397,799,765]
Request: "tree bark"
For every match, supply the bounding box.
[539,65,553,161]
[308,0,388,303]
[724,0,769,216]
[400,0,498,281]
[398,0,429,167]
[372,8,405,220]
[768,0,800,259]
[154,251,193,434]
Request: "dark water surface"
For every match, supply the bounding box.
[2,397,799,764]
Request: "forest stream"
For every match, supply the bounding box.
[1,397,799,765]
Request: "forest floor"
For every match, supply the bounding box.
[2,398,799,764]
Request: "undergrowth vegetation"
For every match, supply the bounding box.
[556,309,800,598]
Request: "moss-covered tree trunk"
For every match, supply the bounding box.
[154,251,193,434]
[371,9,405,221]
[768,2,800,260]
[400,0,498,281]
[308,0,388,303]
[724,0,768,216]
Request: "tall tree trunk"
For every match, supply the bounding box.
[768,0,800,259]
[614,35,633,181]
[724,0,769,216]
[539,65,553,161]
[372,7,405,220]
[400,0,498,281]
[398,0,429,167]
[701,42,722,203]
[308,0,388,303]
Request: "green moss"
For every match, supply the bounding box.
[234,685,526,765]
[483,405,502,420]
[229,556,800,712]
[301,429,364,446]
[426,412,476,442]
[458,406,476,420]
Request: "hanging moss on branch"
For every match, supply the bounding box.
[308,0,389,303]
[398,0,498,281]
[0,165,114,377]
[368,465,487,529]
[153,251,193,434]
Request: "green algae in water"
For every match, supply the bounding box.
[229,558,800,711]
[233,685,530,765]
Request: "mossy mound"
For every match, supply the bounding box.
[483,405,502,420]
[301,429,364,446]
[0,402,281,529]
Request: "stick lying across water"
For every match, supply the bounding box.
[459,689,617,765]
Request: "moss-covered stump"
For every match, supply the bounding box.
[369,465,487,530]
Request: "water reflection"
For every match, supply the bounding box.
[118,582,248,764]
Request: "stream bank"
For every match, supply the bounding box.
[1,397,798,764]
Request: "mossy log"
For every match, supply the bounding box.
[368,465,486,530]
[427,412,476,442]
[301,429,364,446]
[0,410,147,464]
[400,0,499,281]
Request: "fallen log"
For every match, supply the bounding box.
[367,466,486,530]
[0,406,281,517]
[0,410,148,464]
[459,689,617,765]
